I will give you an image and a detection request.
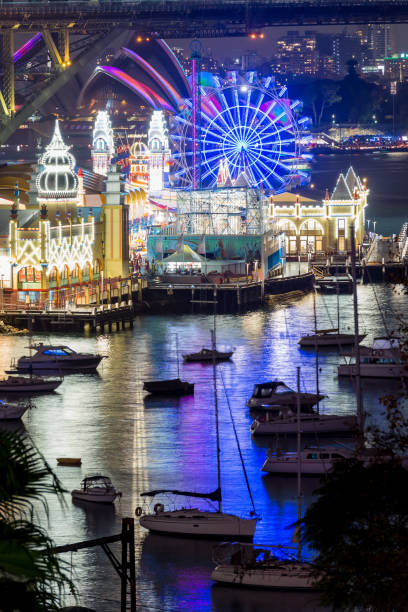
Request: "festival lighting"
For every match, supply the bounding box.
[170,74,310,191]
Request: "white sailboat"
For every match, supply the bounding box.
[250,408,357,436]
[212,367,318,589]
[138,330,257,540]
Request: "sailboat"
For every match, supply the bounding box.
[138,330,257,540]
[212,368,318,588]
[298,284,365,348]
[143,334,194,395]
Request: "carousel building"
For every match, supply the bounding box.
[7,121,129,294]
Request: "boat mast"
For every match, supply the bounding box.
[350,224,364,447]
[336,279,340,333]
[296,366,302,562]
[313,288,320,407]
[176,333,180,379]
[211,328,222,513]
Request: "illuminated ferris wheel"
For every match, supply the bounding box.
[170,73,310,191]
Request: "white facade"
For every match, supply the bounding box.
[148,110,170,195]
[92,110,114,176]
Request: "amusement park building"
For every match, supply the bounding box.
[4,121,129,294]
[271,167,368,255]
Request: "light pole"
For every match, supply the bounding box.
[367,219,371,234]
[0,275,4,312]
[373,220,377,235]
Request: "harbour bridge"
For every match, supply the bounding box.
[1,0,408,142]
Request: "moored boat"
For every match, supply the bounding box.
[15,343,105,372]
[143,378,194,395]
[338,337,406,378]
[0,375,62,393]
[57,458,82,466]
[211,542,317,589]
[71,475,121,504]
[261,446,353,475]
[182,348,233,363]
[250,408,357,435]
[247,381,324,409]
[299,330,365,347]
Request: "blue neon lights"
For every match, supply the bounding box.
[171,76,309,191]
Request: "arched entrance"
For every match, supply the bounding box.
[299,219,324,254]
[277,219,298,255]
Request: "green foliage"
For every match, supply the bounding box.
[303,459,408,611]
[0,430,76,611]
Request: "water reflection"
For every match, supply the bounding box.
[0,281,406,610]
[211,584,329,612]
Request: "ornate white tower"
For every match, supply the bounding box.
[92,110,114,176]
[36,120,79,206]
[148,110,170,195]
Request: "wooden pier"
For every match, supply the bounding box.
[0,304,135,333]
[141,273,315,314]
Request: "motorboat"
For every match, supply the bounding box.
[0,399,31,420]
[338,337,406,378]
[0,375,62,393]
[211,542,317,589]
[15,343,105,372]
[138,492,257,540]
[143,378,194,395]
[250,407,357,435]
[247,381,324,410]
[138,329,257,541]
[71,475,121,504]
[261,446,354,475]
[182,348,233,363]
[299,329,365,348]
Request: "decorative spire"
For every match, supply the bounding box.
[36,119,79,201]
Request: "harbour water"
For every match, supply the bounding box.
[1,152,407,611]
[0,282,406,611]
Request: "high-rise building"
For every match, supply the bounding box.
[367,24,392,63]
[331,32,362,75]
[275,31,318,76]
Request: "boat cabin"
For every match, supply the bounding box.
[250,382,295,399]
[29,344,78,357]
[80,475,114,491]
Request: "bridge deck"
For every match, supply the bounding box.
[1,1,408,35]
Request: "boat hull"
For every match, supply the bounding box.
[211,564,317,589]
[140,511,257,540]
[248,393,323,409]
[17,356,103,371]
[0,404,29,420]
[299,334,365,347]
[338,364,406,378]
[0,379,61,393]
[183,352,233,363]
[71,490,118,503]
[143,379,194,395]
[251,415,357,435]
[261,456,346,475]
